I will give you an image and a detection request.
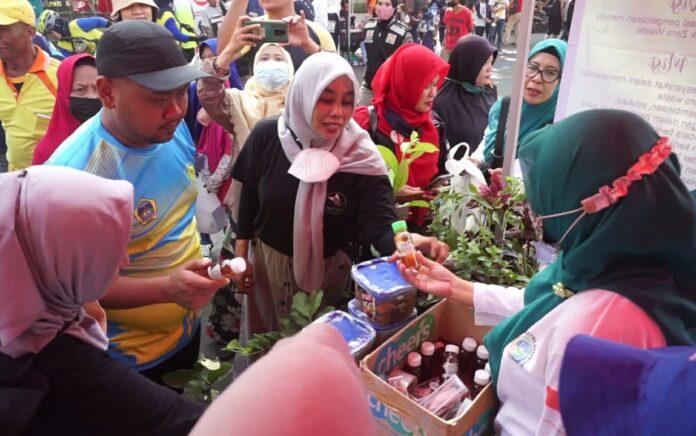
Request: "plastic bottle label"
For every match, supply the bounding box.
[208,264,223,280]
[397,241,416,253]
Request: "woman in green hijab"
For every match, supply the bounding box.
[397,109,696,434]
[471,38,567,172]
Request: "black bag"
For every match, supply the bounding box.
[481,96,511,181]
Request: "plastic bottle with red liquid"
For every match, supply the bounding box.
[420,341,435,381]
[458,337,478,387]
[405,352,423,383]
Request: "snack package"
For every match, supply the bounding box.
[388,368,418,396]
[418,375,469,418]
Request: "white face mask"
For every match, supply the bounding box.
[255,60,290,92]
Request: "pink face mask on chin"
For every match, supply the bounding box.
[375,5,394,21]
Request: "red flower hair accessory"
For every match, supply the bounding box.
[581,138,672,214]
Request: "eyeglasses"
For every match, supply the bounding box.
[525,64,561,83]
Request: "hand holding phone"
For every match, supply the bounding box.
[243,19,290,43]
[425,174,453,190]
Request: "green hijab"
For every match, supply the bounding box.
[482,39,567,163]
[484,109,696,385]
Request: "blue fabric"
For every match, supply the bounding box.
[74,17,109,32]
[294,0,315,21]
[482,38,567,163]
[33,35,65,60]
[560,336,696,436]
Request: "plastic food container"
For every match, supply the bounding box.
[348,299,418,344]
[313,310,376,359]
[351,257,418,326]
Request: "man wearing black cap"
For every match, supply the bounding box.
[48,20,229,385]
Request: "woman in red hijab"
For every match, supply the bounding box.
[32,54,102,165]
[354,43,450,230]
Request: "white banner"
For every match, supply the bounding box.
[556,0,696,188]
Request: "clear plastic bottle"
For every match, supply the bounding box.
[420,341,435,381]
[392,220,418,270]
[441,344,460,381]
[474,345,489,373]
[197,257,247,280]
[470,369,491,399]
[458,337,478,386]
[405,352,423,383]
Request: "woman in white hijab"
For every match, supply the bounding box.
[198,40,294,222]
[0,166,205,435]
[230,51,448,374]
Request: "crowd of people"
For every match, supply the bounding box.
[0,0,694,434]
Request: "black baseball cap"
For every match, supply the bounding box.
[96,20,208,92]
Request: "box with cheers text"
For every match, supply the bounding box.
[360,299,497,436]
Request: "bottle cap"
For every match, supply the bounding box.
[474,369,490,386]
[461,337,477,352]
[420,341,435,356]
[445,344,460,354]
[477,345,489,360]
[485,362,491,375]
[407,352,422,367]
[391,220,408,233]
[228,257,247,274]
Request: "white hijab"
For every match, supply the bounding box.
[0,166,133,358]
[278,52,387,292]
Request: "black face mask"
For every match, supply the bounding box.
[69,97,102,122]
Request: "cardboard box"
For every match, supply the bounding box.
[360,299,498,436]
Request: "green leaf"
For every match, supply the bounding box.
[315,305,335,319]
[290,309,308,326]
[162,369,199,389]
[198,358,221,371]
[376,145,399,173]
[393,159,409,193]
[409,200,430,208]
[307,289,324,317]
[183,379,206,401]
[410,142,439,154]
[225,339,244,352]
[205,361,233,384]
[292,292,311,318]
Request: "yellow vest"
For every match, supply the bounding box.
[157,10,197,50]
[0,48,59,169]
[56,20,102,55]
[174,3,198,50]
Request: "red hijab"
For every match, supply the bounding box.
[362,43,450,225]
[33,54,95,165]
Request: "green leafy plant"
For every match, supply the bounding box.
[162,357,232,402]
[430,172,541,287]
[163,291,333,402]
[376,131,438,209]
[225,290,334,357]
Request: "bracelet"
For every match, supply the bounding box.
[212,57,230,77]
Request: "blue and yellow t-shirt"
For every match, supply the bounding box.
[48,115,201,371]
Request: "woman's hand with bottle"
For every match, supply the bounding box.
[216,16,262,66]
[233,239,255,294]
[397,252,474,306]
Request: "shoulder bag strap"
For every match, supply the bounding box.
[491,96,510,169]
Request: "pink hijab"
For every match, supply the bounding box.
[0,166,133,358]
[32,54,96,165]
[191,324,376,435]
